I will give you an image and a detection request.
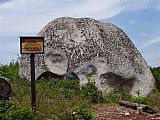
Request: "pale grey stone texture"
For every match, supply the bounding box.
[19,17,154,96]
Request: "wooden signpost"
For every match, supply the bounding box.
[20,36,44,113]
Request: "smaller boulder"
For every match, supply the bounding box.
[0,77,12,100]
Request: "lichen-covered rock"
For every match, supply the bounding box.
[19,17,154,96]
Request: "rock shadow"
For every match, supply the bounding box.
[37,71,64,80]
[100,72,135,94]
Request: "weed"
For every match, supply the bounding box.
[74,102,94,120]
[0,100,36,120]
[104,89,131,103]
[130,96,147,104]
[65,88,74,98]
[1,61,160,119]
[81,82,103,103]
[147,92,160,108]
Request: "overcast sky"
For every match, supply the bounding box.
[0,0,160,67]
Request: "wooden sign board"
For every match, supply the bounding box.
[20,37,44,54]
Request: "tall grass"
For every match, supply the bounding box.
[0,61,160,119]
[0,61,98,119]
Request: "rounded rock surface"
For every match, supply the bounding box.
[19,17,154,96]
[0,77,12,99]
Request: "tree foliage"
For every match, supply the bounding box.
[151,66,160,92]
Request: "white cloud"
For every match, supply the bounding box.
[139,36,160,49]
[0,38,19,64]
[129,20,136,24]
[143,51,160,67]
[0,0,157,65]
[0,0,151,35]
[155,3,160,11]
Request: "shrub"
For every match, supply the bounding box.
[0,100,36,120]
[6,108,36,120]
[151,67,160,92]
[0,61,19,80]
[81,82,103,103]
[103,90,118,103]
[62,80,80,91]
[147,92,160,108]
[0,100,15,119]
[65,88,74,98]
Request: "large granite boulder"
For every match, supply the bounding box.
[19,17,154,96]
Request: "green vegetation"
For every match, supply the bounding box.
[103,89,132,103]
[130,96,147,105]
[0,60,19,80]
[0,61,160,119]
[151,67,160,92]
[0,100,36,120]
[81,82,103,103]
[0,61,98,119]
[74,102,94,120]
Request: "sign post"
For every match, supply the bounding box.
[20,36,44,113]
[30,53,36,112]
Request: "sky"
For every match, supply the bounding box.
[0,0,160,67]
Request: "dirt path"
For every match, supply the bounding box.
[92,104,160,120]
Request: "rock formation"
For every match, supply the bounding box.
[19,17,154,96]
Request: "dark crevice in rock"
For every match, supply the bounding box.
[65,72,80,81]
[100,72,135,93]
[37,71,64,80]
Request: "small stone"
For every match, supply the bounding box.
[125,112,129,116]
[72,111,77,115]
[136,106,143,114]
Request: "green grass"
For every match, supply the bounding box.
[0,61,98,119]
[151,67,160,92]
[0,61,160,119]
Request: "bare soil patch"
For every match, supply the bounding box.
[92,104,160,120]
